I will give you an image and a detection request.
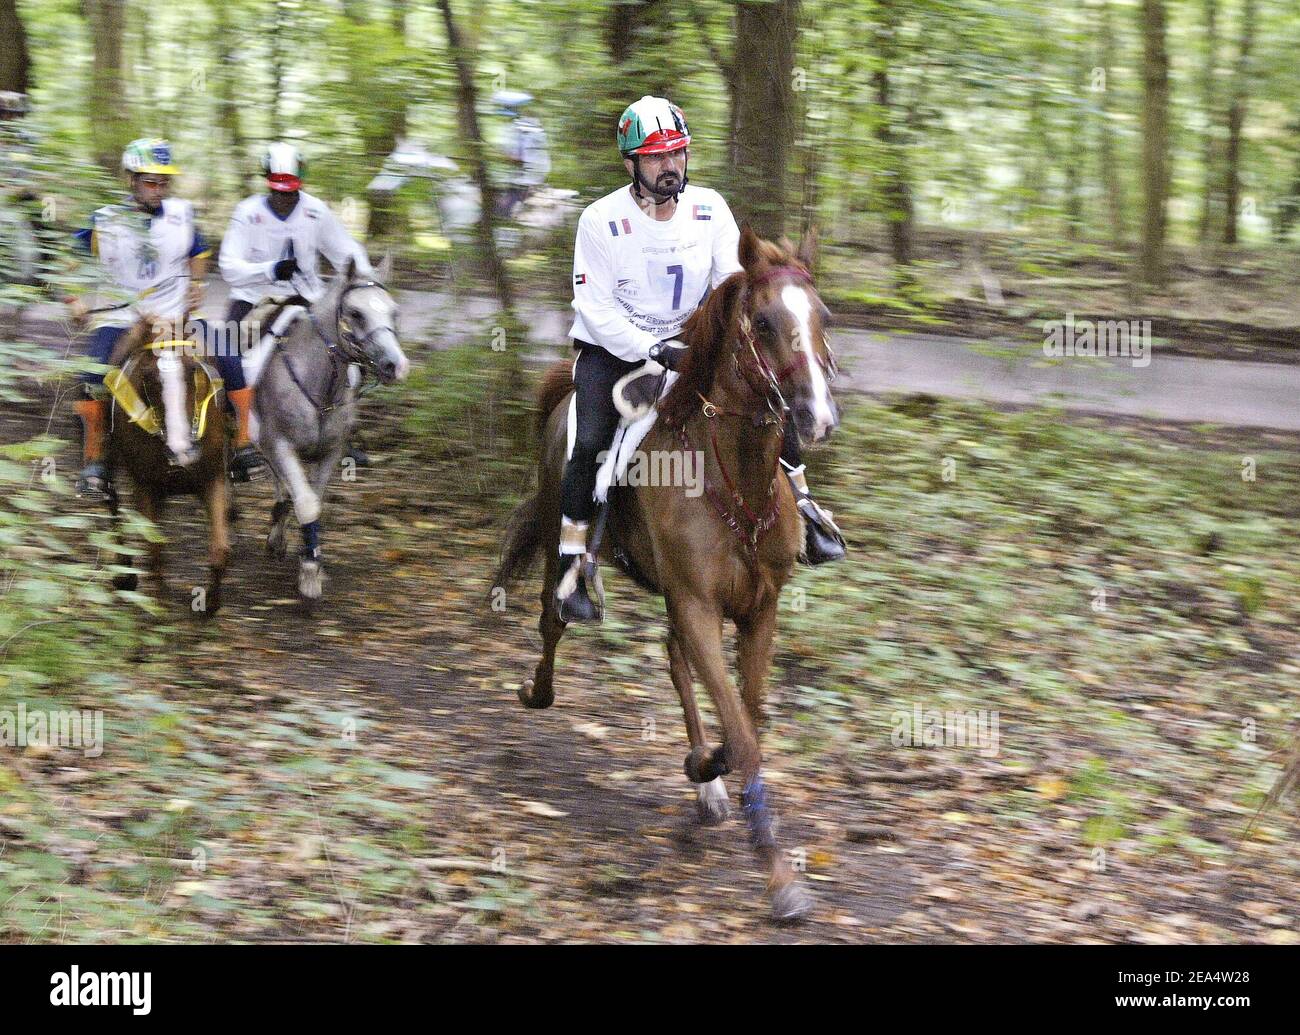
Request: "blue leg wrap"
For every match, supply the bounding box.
[301,519,321,559]
[741,776,776,852]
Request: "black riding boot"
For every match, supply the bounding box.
[780,430,846,564]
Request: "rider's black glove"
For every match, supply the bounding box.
[272,258,299,282]
[648,339,687,371]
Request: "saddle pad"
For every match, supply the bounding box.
[570,369,678,505]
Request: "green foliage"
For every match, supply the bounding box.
[0,343,159,706]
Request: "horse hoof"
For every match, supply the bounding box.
[112,573,138,591]
[696,777,731,825]
[298,559,324,600]
[770,883,813,924]
[266,531,287,559]
[684,745,730,784]
[518,676,554,710]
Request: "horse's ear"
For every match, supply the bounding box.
[345,256,358,281]
[376,251,393,284]
[738,224,762,272]
[797,226,819,271]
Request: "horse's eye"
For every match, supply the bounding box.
[754,314,771,335]
[349,308,363,321]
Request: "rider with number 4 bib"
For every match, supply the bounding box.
[68,138,252,499]
[219,143,376,475]
[558,96,845,623]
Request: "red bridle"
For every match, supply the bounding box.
[682,263,839,565]
[732,265,838,416]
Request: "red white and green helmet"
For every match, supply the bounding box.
[617,96,690,156]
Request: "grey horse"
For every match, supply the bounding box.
[250,256,409,600]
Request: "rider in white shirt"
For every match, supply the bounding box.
[219,143,376,475]
[557,96,845,622]
[492,90,550,218]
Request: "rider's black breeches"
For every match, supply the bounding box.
[559,340,641,523]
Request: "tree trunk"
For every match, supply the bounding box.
[0,0,30,94]
[872,0,913,266]
[1095,0,1126,246]
[1197,0,1220,242]
[209,0,245,195]
[365,0,411,238]
[1139,0,1171,287]
[1065,29,1086,241]
[436,0,512,315]
[84,0,131,174]
[269,0,287,140]
[732,0,800,237]
[1222,0,1258,245]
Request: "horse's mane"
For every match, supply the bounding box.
[537,361,575,434]
[657,272,744,428]
[659,234,805,428]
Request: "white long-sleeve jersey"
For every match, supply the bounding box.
[76,197,208,329]
[219,190,373,305]
[568,183,742,362]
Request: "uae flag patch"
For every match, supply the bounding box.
[608,218,633,236]
[693,204,712,220]
[573,273,587,285]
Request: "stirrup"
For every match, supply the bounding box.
[76,463,111,502]
[556,554,603,623]
[797,497,846,565]
[229,445,267,483]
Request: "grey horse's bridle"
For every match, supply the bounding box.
[310,279,396,373]
[280,279,398,415]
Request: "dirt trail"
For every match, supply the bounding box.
[4,354,1296,943]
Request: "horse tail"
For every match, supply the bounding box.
[491,490,544,596]
[536,360,573,435]
[489,361,569,598]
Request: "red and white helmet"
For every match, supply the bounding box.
[617,96,690,157]
[263,142,305,192]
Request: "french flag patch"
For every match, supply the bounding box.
[574,273,587,285]
[608,218,632,236]
[693,204,712,220]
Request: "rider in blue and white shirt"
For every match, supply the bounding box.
[67,138,242,499]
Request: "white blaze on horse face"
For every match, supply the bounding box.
[780,284,835,440]
[156,349,195,464]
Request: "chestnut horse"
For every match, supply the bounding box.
[103,318,230,613]
[494,228,840,921]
